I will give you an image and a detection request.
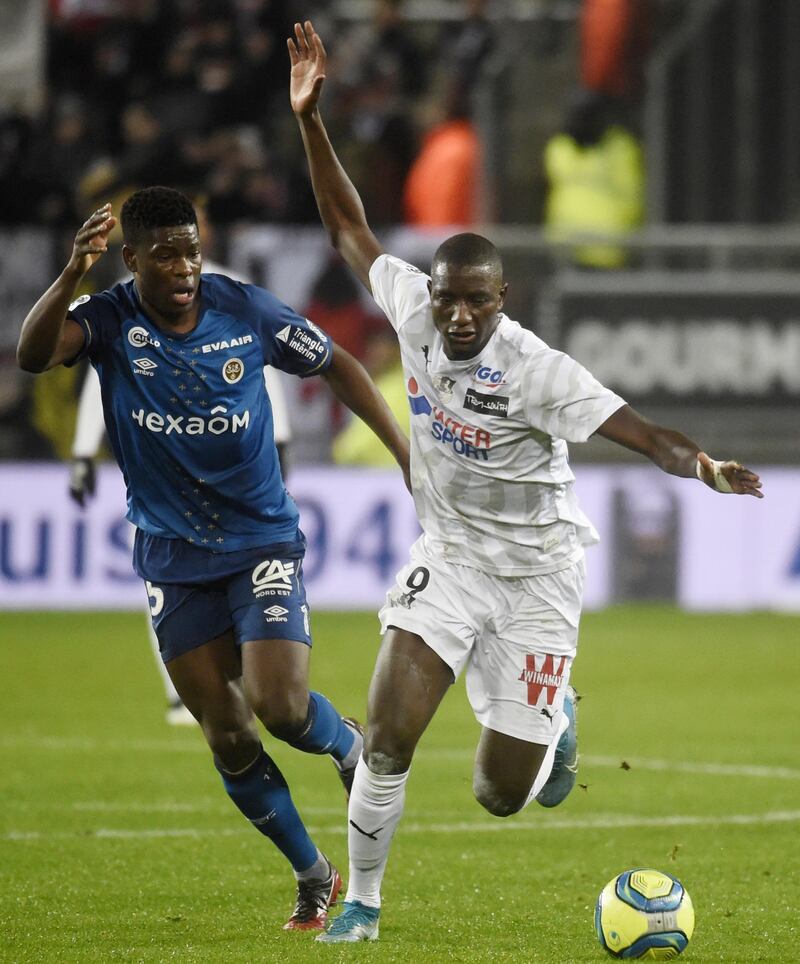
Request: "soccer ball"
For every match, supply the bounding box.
[594,868,695,960]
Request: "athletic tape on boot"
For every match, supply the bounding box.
[696,457,734,493]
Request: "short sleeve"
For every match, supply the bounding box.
[243,284,332,377]
[368,254,431,333]
[64,290,118,366]
[523,348,626,443]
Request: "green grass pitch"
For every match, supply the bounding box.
[1,608,798,963]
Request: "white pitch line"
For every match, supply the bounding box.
[406,810,800,835]
[73,801,213,814]
[2,735,799,780]
[4,810,800,843]
[0,735,208,754]
[581,755,800,780]
[416,750,800,781]
[69,801,346,816]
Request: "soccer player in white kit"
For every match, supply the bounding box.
[289,21,764,943]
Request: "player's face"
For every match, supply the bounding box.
[128,224,202,324]
[428,262,507,360]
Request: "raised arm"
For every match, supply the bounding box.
[289,20,383,292]
[17,204,117,372]
[596,404,763,498]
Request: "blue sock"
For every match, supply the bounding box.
[217,747,317,873]
[287,692,355,761]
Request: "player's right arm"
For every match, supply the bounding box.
[16,204,116,372]
[289,21,383,292]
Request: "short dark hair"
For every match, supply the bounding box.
[120,186,197,246]
[432,233,502,276]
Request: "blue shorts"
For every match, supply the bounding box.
[144,552,312,663]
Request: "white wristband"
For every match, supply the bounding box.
[696,457,733,493]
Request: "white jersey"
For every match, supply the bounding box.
[369,254,626,576]
[71,262,292,458]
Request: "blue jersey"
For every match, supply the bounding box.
[67,273,332,555]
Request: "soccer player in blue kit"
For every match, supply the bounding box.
[16,186,410,932]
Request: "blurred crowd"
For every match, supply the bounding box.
[0,0,659,464]
[0,0,657,239]
[0,0,496,231]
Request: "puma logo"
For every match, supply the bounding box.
[349,819,383,841]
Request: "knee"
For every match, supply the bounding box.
[363,728,414,774]
[252,690,310,742]
[205,721,260,773]
[473,772,526,818]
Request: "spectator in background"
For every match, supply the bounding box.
[326,0,422,224]
[333,0,426,102]
[579,0,652,104]
[78,97,220,224]
[228,2,293,125]
[304,257,387,364]
[403,85,481,228]
[149,41,212,137]
[1,1,330,230]
[403,0,493,227]
[449,0,494,94]
[4,90,102,228]
[543,88,644,269]
[294,257,389,462]
[204,128,315,225]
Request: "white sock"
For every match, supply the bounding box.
[345,757,410,909]
[295,849,329,882]
[523,709,570,809]
[335,721,364,773]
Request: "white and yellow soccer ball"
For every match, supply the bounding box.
[595,868,695,960]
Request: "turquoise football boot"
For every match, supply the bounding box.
[316,900,380,943]
[536,686,578,808]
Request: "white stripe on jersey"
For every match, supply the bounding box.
[369,254,625,576]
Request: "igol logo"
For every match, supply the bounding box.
[472,365,505,387]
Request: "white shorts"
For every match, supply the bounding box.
[379,537,585,745]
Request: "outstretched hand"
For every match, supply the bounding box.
[288,20,327,116]
[696,452,764,498]
[69,204,116,276]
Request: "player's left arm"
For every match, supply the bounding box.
[290,21,384,292]
[322,343,410,489]
[595,404,764,498]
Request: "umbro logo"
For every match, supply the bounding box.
[263,605,289,621]
[133,357,158,377]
